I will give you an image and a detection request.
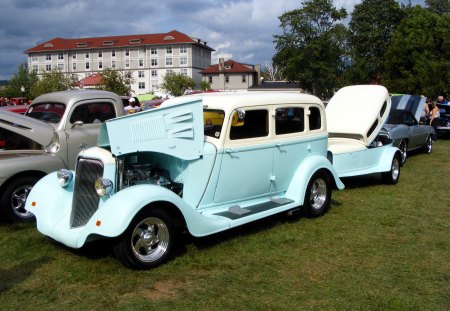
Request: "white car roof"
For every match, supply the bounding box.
[326,85,390,145]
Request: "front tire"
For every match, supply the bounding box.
[382,155,400,185]
[0,176,38,222]
[303,170,332,218]
[399,139,407,164]
[113,208,174,270]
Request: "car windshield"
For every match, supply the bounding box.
[204,109,225,138]
[387,110,414,125]
[25,102,66,123]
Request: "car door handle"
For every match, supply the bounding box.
[275,142,282,147]
[225,148,235,153]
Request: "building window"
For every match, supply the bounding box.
[139,59,144,67]
[112,50,116,57]
[125,49,130,56]
[180,57,187,66]
[98,51,103,58]
[32,65,38,72]
[72,63,77,70]
[151,70,157,77]
[58,63,64,71]
[151,81,159,90]
[151,58,158,67]
[85,62,90,70]
[166,69,173,75]
[72,54,77,60]
[46,54,51,61]
[58,53,64,60]
[151,48,157,55]
[85,52,89,59]
[99,61,103,69]
[139,82,145,89]
[112,60,116,69]
[166,57,173,66]
[166,47,172,54]
[208,76,212,83]
[138,70,145,78]
[180,45,187,54]
[180,69,188,76]
[242,75,246,83]
[46,64,51,71]
[31,55,38,61]
[125,59,130,68]
[225,75,230,83]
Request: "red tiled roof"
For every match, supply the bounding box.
[24,30,214,53]
[199,59,255,74]
[76,73,103,87]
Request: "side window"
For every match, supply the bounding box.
[275,107,304,135]
[308,107,322,130]
[230,109,268,140]
[70,103,116,124]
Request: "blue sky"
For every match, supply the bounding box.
[0,0,424,80]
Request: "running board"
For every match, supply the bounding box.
[214,197,294,220]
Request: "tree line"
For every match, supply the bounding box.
[272,0,449,99]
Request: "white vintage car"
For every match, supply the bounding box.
[26,91,344,269]
[326,85,402,183]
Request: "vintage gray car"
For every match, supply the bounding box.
[0,90,125,222]
[379,95,435,164]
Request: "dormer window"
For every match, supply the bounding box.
[44,43,54,48]
[164,35,174,40]
[129,39,141,45]
[225,65,231,70]
[102,41,113,46]
[77,42,87,48]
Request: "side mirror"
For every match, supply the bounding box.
[232,108,245,127]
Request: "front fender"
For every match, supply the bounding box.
[379,146,402,172]
[285,154,344,205]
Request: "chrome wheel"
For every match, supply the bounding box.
[391,156,400,181]
[399,140,407,164]
[11,185,34,219]
[130,216,170,263]
[309,178,328,210]
[424,135,432,154]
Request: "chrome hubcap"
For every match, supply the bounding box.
[400,141,407,163]
[131,217,169,262]
[391,158,400,181]
[309,178,327,210]
[11,185,34,218]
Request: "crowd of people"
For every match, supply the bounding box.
[422,95,448,129]
[0,97,29,106]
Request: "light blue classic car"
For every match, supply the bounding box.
[26,92,344,269]
[326,85,402,184]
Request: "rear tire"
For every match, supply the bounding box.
[382,155,400,185]
[113,208,175,270]
[303,170,332,218]
[423,135,432,154]
[0,176,38,222]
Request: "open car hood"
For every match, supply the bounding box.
[390,94,425,122]
[326,85,391,146]
[98,97,204,160]
[0,109,55,146]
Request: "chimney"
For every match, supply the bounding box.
[219,58,225,71]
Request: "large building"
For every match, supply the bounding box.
[24,30,214,95]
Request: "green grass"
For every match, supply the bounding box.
[1,140,449,310]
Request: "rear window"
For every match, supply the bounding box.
[25,103,66,123]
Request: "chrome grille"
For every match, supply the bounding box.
[70,158,104,228]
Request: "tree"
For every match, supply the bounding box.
[200,81,211,91]
[425,0,450,15]
[347,0,404,84]
[99,68,133,96]
[382,6,450,97]
[160,73,196,96]
[30,69,73,98]
[3,63,38,99]
[273,0,348,98]
[262,60,284,81]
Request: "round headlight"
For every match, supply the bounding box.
[57,169,73,188]
[95,178,113,197]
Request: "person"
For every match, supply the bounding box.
[436,95,448,106]
[420,98,431,124]
[124,97,140,114]
[429,101,440,129]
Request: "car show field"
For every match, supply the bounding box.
[0,139,448,310]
